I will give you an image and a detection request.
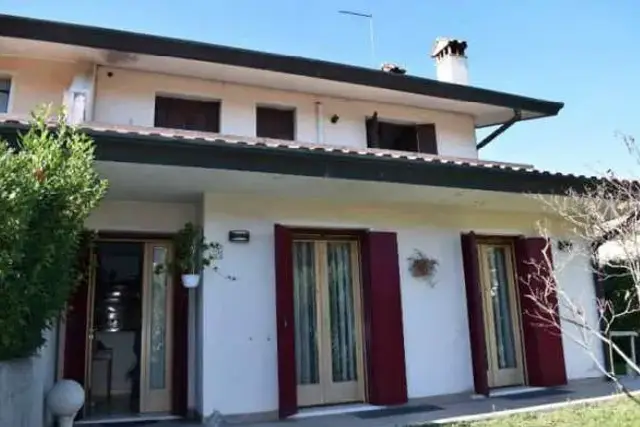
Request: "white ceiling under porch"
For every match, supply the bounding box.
[97,161,548,215]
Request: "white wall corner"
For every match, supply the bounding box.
[192,196,205,415]
[63,72,94,124]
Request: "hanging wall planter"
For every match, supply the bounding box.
[407,249,439,287]
[157,222,226,289]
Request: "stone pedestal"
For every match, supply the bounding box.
[0,357,45,427]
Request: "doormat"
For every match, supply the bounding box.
[91,422,165,427]
[502,388,571,401]
[352,403,442,419]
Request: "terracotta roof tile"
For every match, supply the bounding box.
[0,115,611,183]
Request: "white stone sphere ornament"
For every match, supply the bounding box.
[46,379,85,427]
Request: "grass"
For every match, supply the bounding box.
[433,397,640,427]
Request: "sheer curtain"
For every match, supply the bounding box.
[327,242,357,383]
[293,241,319,385]
[292,240,358,386]
[488,247,517,369]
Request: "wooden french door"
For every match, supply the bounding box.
[276,226,407,417]
[64,238,179,417]
[477,242,525,388]
[292,239,365,407]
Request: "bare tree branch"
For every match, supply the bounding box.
[524,134,640,403]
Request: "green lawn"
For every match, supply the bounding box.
[433,398,640,427]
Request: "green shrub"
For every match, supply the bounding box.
[0,107,107,361]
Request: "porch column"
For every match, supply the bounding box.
[198,196,217,419]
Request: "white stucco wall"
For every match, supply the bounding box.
[85,200,197,232]
[0,315,59,427]
[553,242,604,380]
[0,357,45,427]
[0,57,86,115]
[397,227,473,398]
[0,56,478,158]
[93,67,478,158]
[9,194,603,421]
[10,193,603,422]
[40,327,58,426]
[199,194,602,417]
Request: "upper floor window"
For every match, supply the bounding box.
[365,114,438,154]
[154,96,220,132]
[0,78,11,113]
[256,106,295,140]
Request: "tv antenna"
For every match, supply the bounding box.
[338,10,376,68]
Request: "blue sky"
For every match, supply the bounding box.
[3,0,639,176]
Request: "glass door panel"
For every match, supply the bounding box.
[479,243,524,388]
[323,241,363,403]
[293,241,322,406]
[294,239,364,407]
[488,247,517,369]
[328,242,357,383]
[140,242,173,413]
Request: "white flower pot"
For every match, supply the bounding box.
[181,274,200,288]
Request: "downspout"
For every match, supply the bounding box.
[476,109,522,150]
[90,63,99,122]
[315,101,324,144]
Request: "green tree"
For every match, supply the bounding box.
[0,106,107,361]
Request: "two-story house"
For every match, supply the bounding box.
[0,14,604,425]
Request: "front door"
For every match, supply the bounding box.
[66,239,175,418]
[477,242,525,388]
[292,239,365,407]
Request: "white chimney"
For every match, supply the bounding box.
[431,38,469,85]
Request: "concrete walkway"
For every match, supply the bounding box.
[132,377,640,427]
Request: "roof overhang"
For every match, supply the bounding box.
[0,119,597,196]
[0,14,563,128]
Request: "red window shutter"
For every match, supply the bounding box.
[460,232,489,395]
[274,224,297,418]
[416,124,438,154]
[515,237,567,387]
[361,231,408,405]
[63,245,92,389]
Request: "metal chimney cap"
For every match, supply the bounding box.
[431,38,468,58]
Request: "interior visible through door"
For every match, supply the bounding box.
[83,240,174,418]
[477,241,525,389]
[292,238,365,407]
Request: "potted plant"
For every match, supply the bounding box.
[169,222,224,288]
[407,249,439,286]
